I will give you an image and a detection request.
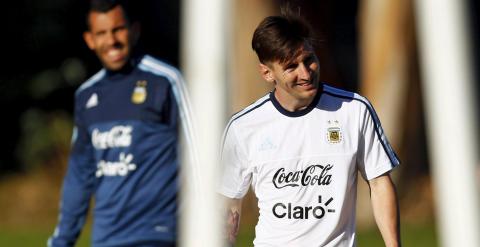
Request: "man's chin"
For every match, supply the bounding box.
[301,87,318,100]
[103,60,128,71]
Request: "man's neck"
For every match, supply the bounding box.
[274,90,316,112]
[105,56,138,75]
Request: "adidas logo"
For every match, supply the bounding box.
[86,93,98,109]
[259,137,277,151]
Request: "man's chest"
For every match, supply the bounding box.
[234,111,359,198]
[242,112,360,164]
[79,75,173,126]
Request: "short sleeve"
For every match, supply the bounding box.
[219,124,252,198]
[357,100,400,180]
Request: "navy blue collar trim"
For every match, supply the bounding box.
[270,83,323,117]
[104,54,144,77]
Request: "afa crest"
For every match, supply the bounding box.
[131,80,147,104]
[326,120,343,144]
[327,128,341,143]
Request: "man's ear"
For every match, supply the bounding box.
[259,63,275,83]
[83,31,95,50]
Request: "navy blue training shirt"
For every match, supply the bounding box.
[49,55,193,247]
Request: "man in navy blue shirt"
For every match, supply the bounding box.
[48,1,194,246]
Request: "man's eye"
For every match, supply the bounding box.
[285,64,297,70]
[304,56,314,64]
[113,26,127,33]
[95,31,106,37]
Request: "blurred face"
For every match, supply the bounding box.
[260,43,320,111]
[83,6,138,71]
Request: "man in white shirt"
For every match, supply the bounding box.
[219,11,401,247]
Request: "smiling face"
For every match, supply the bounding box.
[260,42,320,111]
[83,5,138,71]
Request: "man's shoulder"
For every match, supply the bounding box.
[321,83,371,110]
[75,69,106,98]
[226,93,272,127]
[137,54,183,82]
[322,84,362,101]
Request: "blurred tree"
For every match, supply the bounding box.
[0,0,87,174]
[16,109,72,172]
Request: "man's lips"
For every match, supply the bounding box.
[105,48,125,62]
[296,81,315,88]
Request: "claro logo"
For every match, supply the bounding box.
[272,196,336,219]
[272,164,333,189]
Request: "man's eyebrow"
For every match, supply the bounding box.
[94,29,106,35]
[281,60,296,70]
[280,55,299,67]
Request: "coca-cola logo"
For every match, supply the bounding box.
[92,125,132,149]
[272,164,333,189]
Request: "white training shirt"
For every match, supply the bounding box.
[220,84,400,247]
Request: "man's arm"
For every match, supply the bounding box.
[48,123,96,247]
[223,196,243,246]
[368,173,401,247]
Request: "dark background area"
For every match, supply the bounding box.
[0,0,180,175]
[468,0,480,123]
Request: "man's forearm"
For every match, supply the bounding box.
[223,197,243,245]
[227,208,240,244]
[369,174,401,247]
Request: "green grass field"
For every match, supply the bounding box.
[0,226,91,247]
[0,222,437,247]
[356,223,439,247]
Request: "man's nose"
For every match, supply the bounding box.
[105,32,118,45]
[298,63,311,81]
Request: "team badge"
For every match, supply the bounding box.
[326,120,342,144]
[131,80,147,104]
[327,127,342,143]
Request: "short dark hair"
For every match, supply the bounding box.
[86,0,137,29]
[252,12,315,65]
